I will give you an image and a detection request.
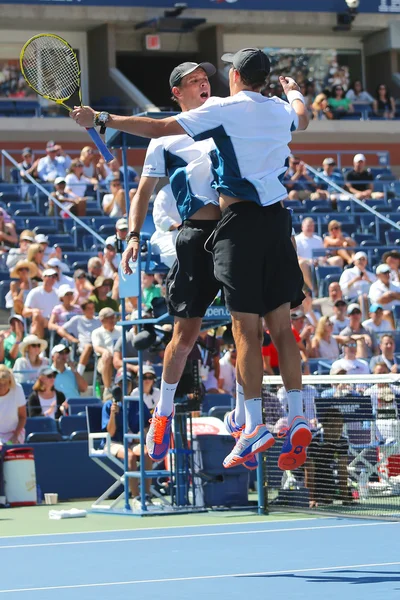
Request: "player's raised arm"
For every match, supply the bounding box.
[279,76,310,132]
[71,107,185,139]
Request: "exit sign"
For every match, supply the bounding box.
[145,34,161,50]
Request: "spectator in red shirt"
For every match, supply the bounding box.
[263,310,312,375]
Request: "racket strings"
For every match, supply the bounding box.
[21,37,79,100]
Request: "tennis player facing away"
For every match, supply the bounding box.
[72,48,311,471]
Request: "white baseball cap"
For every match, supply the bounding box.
[57,284,75,298]
[354,251,368,261]
[353,153,366,163]
[116,218,128,230]
[376,264,391,275]
[47,257,70,273]
[51,343,69,356]
[54,177,66,185]
[35,234,49,244]
[105,235,116,247]
[42,268,58,277]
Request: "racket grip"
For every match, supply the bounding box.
[85,127,114,163]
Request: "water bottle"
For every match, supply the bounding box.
[359,468,369,500]
[95,381,102,399]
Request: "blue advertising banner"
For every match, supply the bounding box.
[1,0,400,14]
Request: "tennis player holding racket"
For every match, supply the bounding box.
[72,48,311,471]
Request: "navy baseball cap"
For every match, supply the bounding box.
[169,62,216,89]
[221,48,271,83]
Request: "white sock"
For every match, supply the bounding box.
[287,389,304,423]
[77,364,85,376]
[234,382,245,427]
[157,379,178,416]
[244,398,262,433]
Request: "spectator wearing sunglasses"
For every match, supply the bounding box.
[51,344,88,399]
[131,365,160,412]
[337,303,376,358]
[328,85,354,117]
[323,220,356,267]
[330,338,370,375]
[13,334,49,384]
[73,269,94,306]
[27,366,69,418]
[310,316,340,360]
[339,251,375,312]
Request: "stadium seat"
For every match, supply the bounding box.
[315,266,342,296]
[394,306,400,328]
[385,231,400,245]
[0,280,11,310]
[59,415,88,437]
[320,273,341,297]
[14,209,39,218]
[304,199,331,212]
[69,431,89,441]
[351,232,379,245]
[6,201,36,214]
[68,396,101,415]
[14,101,40,117]
[25,432,63,443]
[25,417,58,438]
[0,102,16,116]
[208,406,231,421]
[21,382,34,397]
[201,393,233,415]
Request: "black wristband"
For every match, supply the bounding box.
[127,231,140,243]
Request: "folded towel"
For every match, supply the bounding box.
[49,508,87,520]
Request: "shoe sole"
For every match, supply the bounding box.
[224,435,275,469]
[243,458,258,471]
[278,426,312,471]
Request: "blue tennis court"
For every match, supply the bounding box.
[0,517,399,599]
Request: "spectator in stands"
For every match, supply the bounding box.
[37,141,68,183]
[104,157,138,188]
[310,316,340,360]
[364,362,400,415]
[313,281,344,318]
[26,243,46,279]
[102,372,152,501]
[382,250,400,284]
[284,156,318,201]
[345,154,385,200]
[373,84,396,119]
[218,345,237,397]
[299,81,315,114]
[58,299,100,377]
[102,236,119,279]
[338,303,375,357]
[150,184,182,268]
[339,251,375,306]
[295,217,342,292]
[51,344,88,399]
[330,338,370,374]
[34,234,53,264]
[64,159,95,217]
[0,365,26,445]
[291,309,312,365]
[277,384,317,429]
[27,366,68,419]
[18,147,39,182]
[323,220,356,266]
[131,365,160,413]
[112,329,139,380]
[0,208,17,253]
[23,268,59,338]
[1,315,24,368]
[48,284,82,332]
[312,93,333,120]
[102,178,127,218]
[115,218,128,244]
[191,329,221,394]
[87,257,104,285]
[79,146,107,181]
[92,307,122,401]
[328,84,354,117]
[330,299,349,334]
[13,334,49,384]
[141,273,162,311]
[370,334,399,373]
[47,258,74,290]
[346,80,374,105]
[73,268,94,305]
[90,276,119,313]
[49,177,76,217]
[369,264,400,327]
[6,230,35,270]
[313,157,344,201]
[54,144,72,170]
[262,330,279,375]
[363,303,393,337]
[9,260,38,315]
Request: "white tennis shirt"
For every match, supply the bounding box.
[175,91,299,207]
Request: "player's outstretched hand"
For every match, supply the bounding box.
[121,241,139,275]
[279,76,301,95]
[71,106,96,128]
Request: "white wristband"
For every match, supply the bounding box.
[287,90,305,106]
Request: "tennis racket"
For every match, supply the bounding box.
[20,33,114,163]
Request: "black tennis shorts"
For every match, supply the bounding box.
[166,219,220,319]
[207,201,304,316]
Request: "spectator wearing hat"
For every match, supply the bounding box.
[23,269,59,338]
[337,303,375,358]
[313,281,344,319]
[150,184,182,268]
[46,258,74,290]
[330,339,370,375]
[313,158,344,202]
[92,308,121,401]
[34,234,57,264]
[363,304,393,338]
[0,315,25,368]
[102,371,152,501]
[370,334,399,373]
[6,230,35,270]
[131,365,160,412]
[90,276,119,313]
[310,316,340,360]
[369,264,400,327]
[345,154,384,201]
[58,299,100,377]
[0,365,27,445]
[27,366,68,419]
[87,257,104,286]
[116,218,128,243]
[339,251,375,310]
[37,141,69,183]
[102,178,127,218]
[51,344,88,399]
[381,250,400,284]
[0,208,18,254]
[8,260,38,315]
[13,334,49,384]
[102,236,119,279]
[48,285,82,332]
[323,220,356,266]
[73,269,94,306]
[330,298,350,335]
[49,177,74,217]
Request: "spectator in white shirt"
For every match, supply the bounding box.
[381,250,400,284]
[295,217,342,291]
[102,178,127,218]
[339,251,375,314]
[23,269,59,338]
[47,258,74,290]
[331,339,370,375]
[65,158,97,198]
[131,365,161,412]
[218,346,237,396]
[345,80,374,104]
[370,334,400,373]
[37,141,69,183]
[362,304,393,339]
[102,236,120,279]
[150,184,182,268]
[330,299,350,334]
[92,307,122,401]
[34,234,54,264]
[369,263,400,327]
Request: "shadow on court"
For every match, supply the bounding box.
[243,570,400,585]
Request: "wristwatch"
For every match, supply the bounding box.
[126,230,140,244]
[94,111,110,135]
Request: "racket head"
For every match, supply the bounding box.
[20,33,82,107]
